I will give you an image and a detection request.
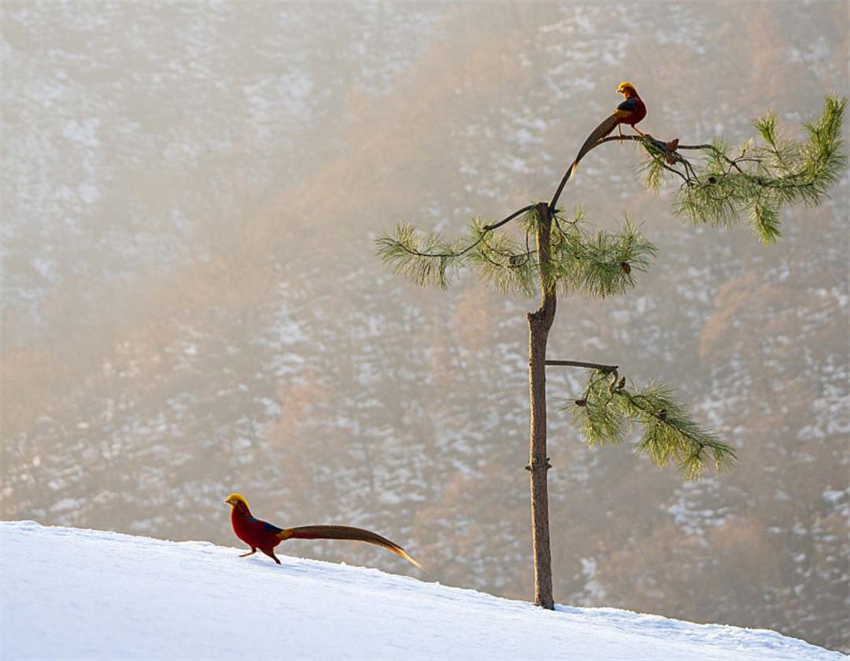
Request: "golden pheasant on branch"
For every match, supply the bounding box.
[569,81,647,179]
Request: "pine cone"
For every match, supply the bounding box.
[664,139,679,164]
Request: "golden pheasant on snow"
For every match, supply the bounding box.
[224,493,423,569]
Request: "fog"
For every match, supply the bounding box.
[2,1,847,652]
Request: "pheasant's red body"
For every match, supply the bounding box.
[230,502,285,560]
[224,493,423,569]
[613,89,646,127]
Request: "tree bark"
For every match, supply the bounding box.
[527,201,556,609]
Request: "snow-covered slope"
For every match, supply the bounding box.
[0,522,840,661]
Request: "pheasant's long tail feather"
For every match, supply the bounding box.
[278,525,424,570]
[569,114,619,178]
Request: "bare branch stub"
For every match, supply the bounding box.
[546,359,618,373]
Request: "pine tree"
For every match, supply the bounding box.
[377,96,846,609]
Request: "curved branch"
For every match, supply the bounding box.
[549,161,575,212]
[550,134,683,211]
[483,204,535,231]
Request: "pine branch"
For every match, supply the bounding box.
[644,96,847,243]
[377,206,655,299]
[567,370,737,480]
[375,206,535,290]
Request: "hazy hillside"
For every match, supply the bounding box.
[1,1,847,652]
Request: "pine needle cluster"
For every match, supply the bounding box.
[641,96,846,243]
[568,370,737,480]
[376,206,656,299]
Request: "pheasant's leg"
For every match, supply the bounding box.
[240,547,257,557]
[260,548,282,565]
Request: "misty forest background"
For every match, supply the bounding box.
[1,1,847,652]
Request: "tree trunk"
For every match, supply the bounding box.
[527,201,556,609]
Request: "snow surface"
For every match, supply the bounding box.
[0,521,842,661]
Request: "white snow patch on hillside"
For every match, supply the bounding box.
[0,521,841,661]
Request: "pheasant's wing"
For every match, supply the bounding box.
[615,97,638,118]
